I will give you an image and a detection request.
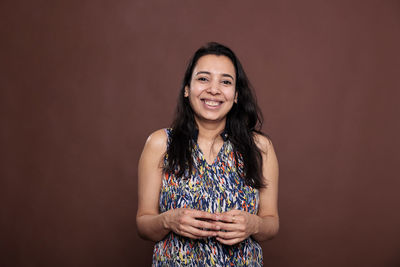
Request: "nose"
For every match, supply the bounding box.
[207,79,221,94]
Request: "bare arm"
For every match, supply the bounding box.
[251,134,279,241]
[136,129,220,242]
[136,129,170,241]
[215,134,279,245]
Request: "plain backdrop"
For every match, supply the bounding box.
[1,0,399,266]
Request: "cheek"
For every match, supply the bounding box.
[188,84,203,96]
[223,88,236,100]
[188,92,201,108]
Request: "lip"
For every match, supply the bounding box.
[201,99,223,109]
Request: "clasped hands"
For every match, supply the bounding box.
[164,208,259,245]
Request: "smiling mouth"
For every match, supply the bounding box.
[202,99,222,107]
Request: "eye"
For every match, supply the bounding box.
[197,77,208,82]
[222,80,232,85]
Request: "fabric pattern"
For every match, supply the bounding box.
[152,128,262,266]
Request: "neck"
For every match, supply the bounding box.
[195,117,226,142]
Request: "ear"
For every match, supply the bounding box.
[234,92,238,103]
[184,86,189,97]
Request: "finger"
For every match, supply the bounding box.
[192,219,221,231]
[218,209,241,216]
[181,225,218,238]
[216,237,244,246]
[192,210,219,221]
[216,214,234,223]
[177,209,216,227]
[216,212,242,223]
[178,231,202,239]
[215,221,244,232]
[216,230,244,240]
[181,212,220,231]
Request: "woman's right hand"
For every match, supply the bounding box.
[163,208,221,239]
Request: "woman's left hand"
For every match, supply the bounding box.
[214,209,260,245]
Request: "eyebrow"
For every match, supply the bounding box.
[195,71,235,81]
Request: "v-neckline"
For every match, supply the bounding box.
[195,141,226,166]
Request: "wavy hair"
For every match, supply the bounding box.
[164,42,267,188]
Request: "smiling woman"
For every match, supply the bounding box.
[184,55,237,125]
[136,42,279,266]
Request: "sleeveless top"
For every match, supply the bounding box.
[152,128,262,266]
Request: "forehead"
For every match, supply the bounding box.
[193,55,235,77]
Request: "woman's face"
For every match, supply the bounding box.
[185,54,237,124]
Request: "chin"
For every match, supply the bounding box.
[196,115,227,123]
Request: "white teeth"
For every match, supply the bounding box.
[204,100,220,106]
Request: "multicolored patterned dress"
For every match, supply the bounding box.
[152,129,262,266]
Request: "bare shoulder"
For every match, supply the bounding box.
[253,132,279,190]
[253,132,274,155]
[143,129,168,155]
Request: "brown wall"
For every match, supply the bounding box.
[1,1,399,266]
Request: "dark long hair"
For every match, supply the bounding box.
[164,42,267,188]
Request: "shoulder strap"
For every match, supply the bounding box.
[164,128,172,149]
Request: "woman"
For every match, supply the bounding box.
[137,42,279,266]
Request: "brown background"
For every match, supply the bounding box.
[1,0,399,266]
